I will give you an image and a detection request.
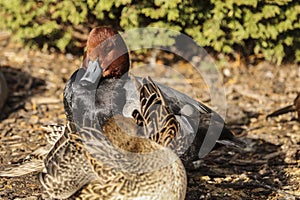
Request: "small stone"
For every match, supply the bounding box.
[224,176,232,182]
[213,177,223,184]
[223,68,231,77]
[292,125,299,131]
[265,71,274,78]
[201,176,210,181]
[66,53,73,60]
[28,116,39,124]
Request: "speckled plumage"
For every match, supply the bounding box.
[64,27,245,170]
[0,77,187,200]
[0,123,67,177]
[71,77,186,199]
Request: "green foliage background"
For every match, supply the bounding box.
[0,0,299,64]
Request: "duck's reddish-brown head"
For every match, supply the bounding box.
[81,27,130,85]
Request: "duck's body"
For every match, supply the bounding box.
[1,77,187,200]
[122,76,244,161]
[63,27,245,169]
[64,62,244,168]
[74,115,186,200]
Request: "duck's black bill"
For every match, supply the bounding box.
[80,58,102,87]
[266,105,295,119]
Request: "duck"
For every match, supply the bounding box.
[266,92,300,122]
[0,70,8,111]
[64,26,245,169]
[0,77,187,200]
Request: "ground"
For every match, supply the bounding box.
[0,33,299,200]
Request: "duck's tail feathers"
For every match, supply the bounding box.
[217,126,246,149]
[0,159,44,177]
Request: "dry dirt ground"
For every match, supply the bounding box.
[0,34,299,200]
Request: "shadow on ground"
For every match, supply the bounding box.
[186,138,297,199]
[0,66,46,120]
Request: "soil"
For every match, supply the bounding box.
[0,32,299,200]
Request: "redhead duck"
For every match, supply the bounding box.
[267,92,300,122]
[0,71,8,111]
[1,77,186,200]
[64,27,245,169]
